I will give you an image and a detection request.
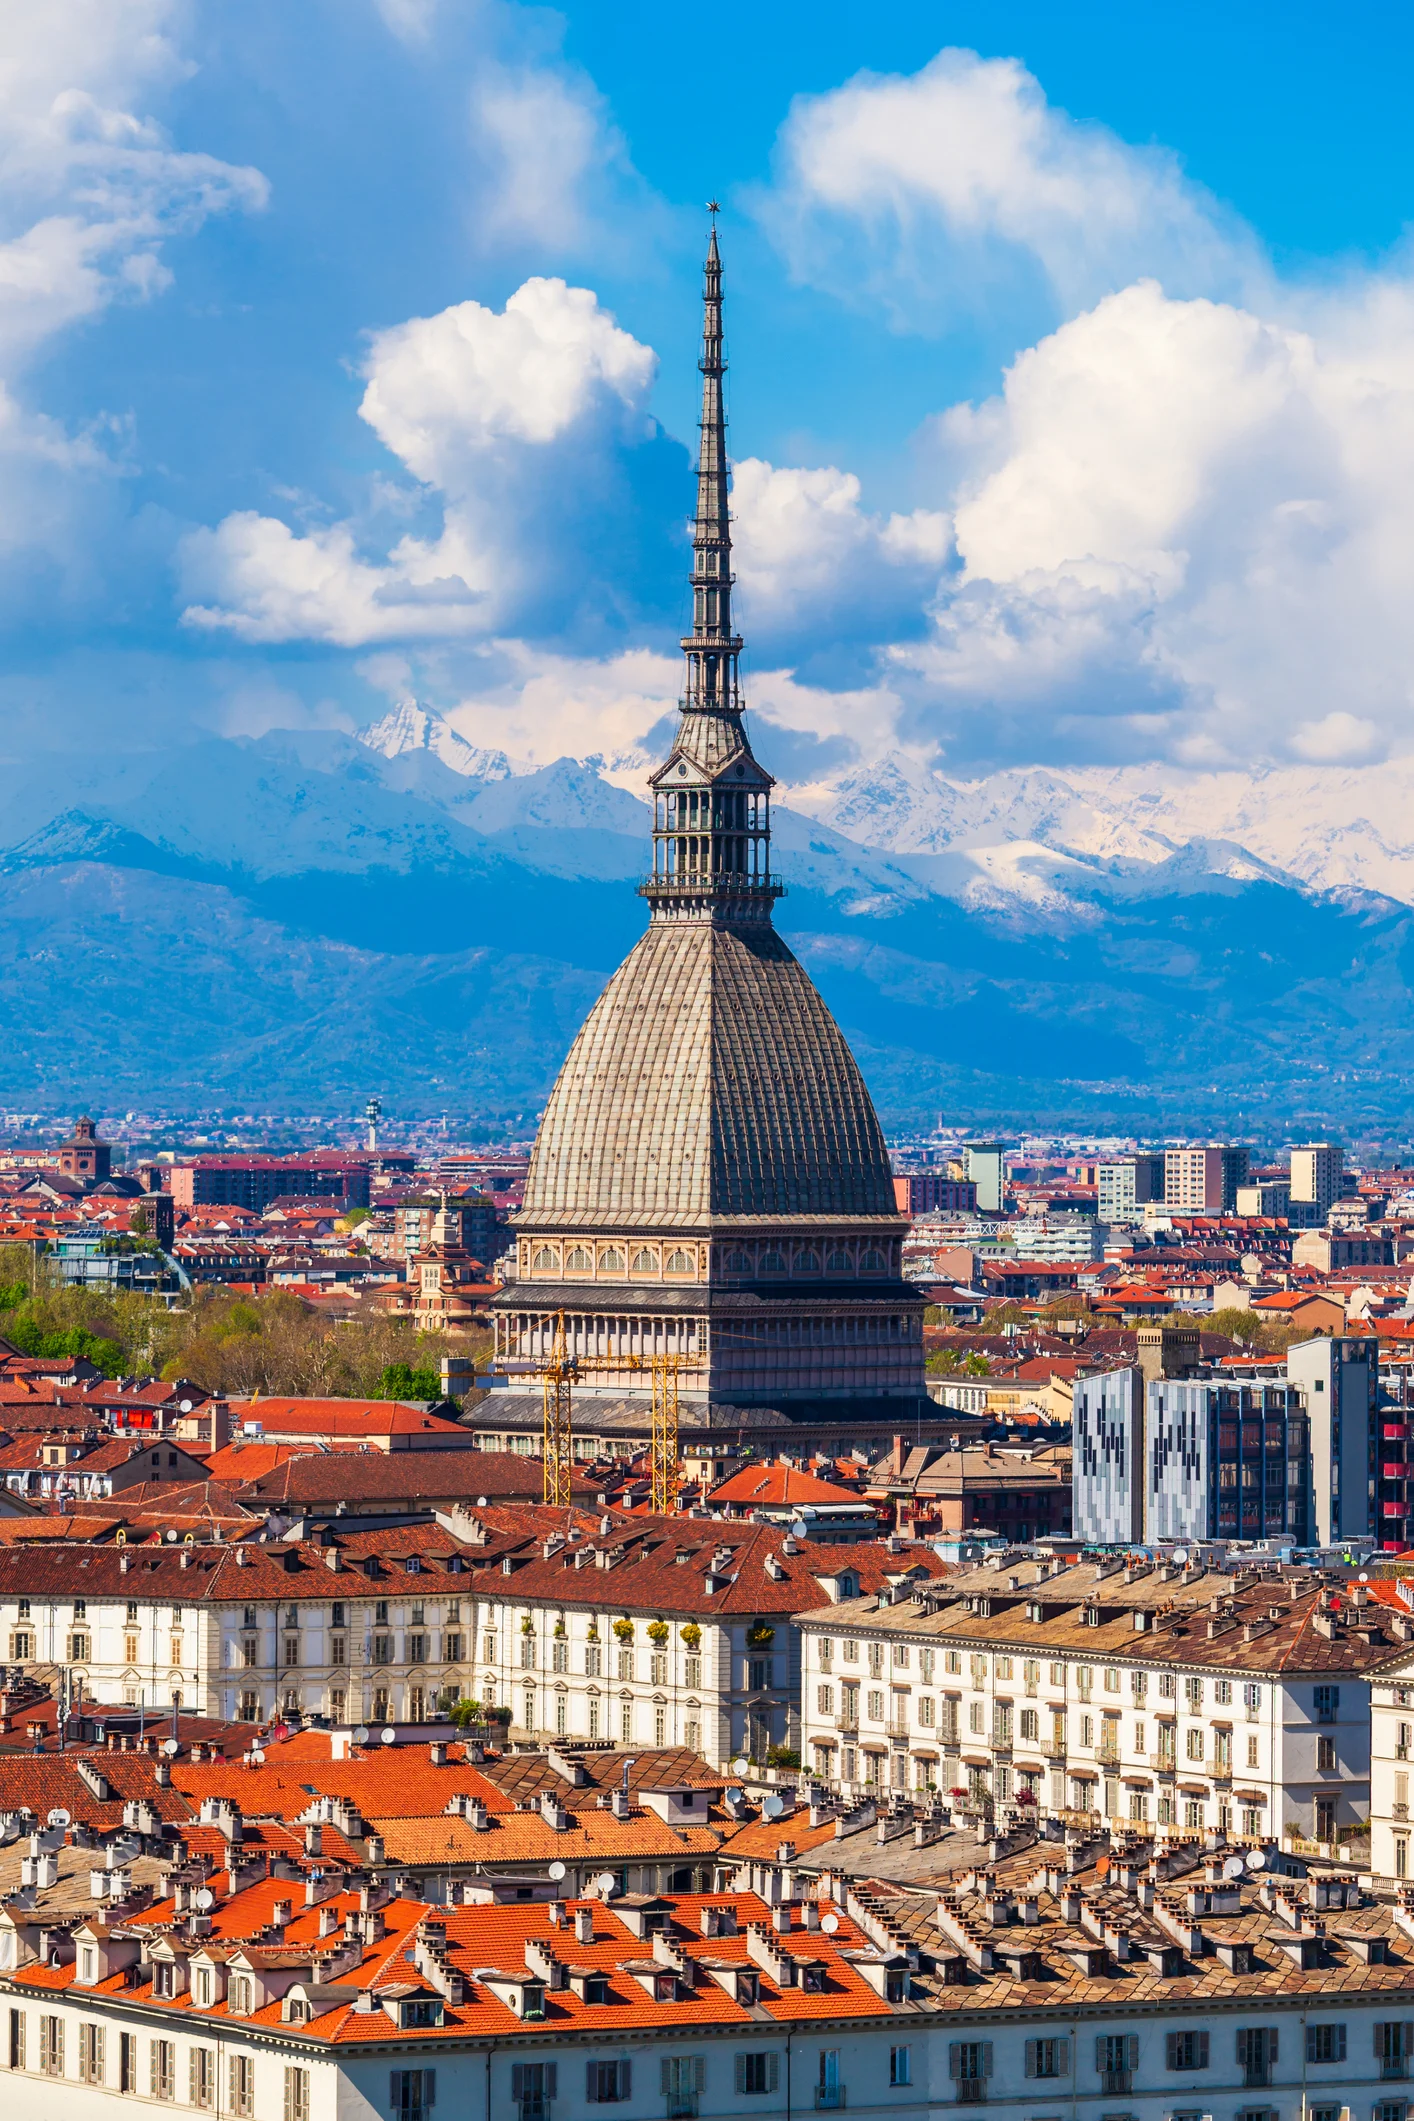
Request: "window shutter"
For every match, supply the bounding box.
[660,2062,670,2097]
[1335,2029,1346,2063]
[982,2043,993,2079]
[191,2050,200,2105]
[544,2067,555,2101]
[1126,2036,1138,2071]
[1025,2041,1038,2079]
[693,2060,703,2094]
[1197,2033,1209,2068]
[1095,2037,1107,2073]
[1239,2030,1251,2067]
[949,2044,961,2080]
[767,2055,779,2093]
[1268,2030,1278,2063]
[426,2071,436,2109]
[1057,2040,1070,2075]
[619,2061,631,2100]
[1166,2034,1179,2070]
[513,2066,525,2101]
[151,2044,160,2099]
[735,2056,746,2095]
[588,2063,601,2102]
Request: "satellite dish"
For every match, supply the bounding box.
[1246,1849,1266,1870]
[1223,1855,1245,1880]
[46,1809,70,1829]
[595,1871,617,1897]
[179,1400,194,1414]
[381,1727,397,1745]
[250,1748,265,1765]
[548,1861,566,1881]
[195,1887,215,1910]
[1173,1549,1189,1566]
[1360,1571,1370,1583]
[762,1793,785,1820]
[821,1912,839,1933]
[162,1738,180,1757]
[166,1529,178,1542]
[732,1756,749,1776]
[353,1726,370,1744]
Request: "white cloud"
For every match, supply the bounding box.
[468,63,619,253]
[759,47,1257,329]
[359,276,655,477]
[181,278,660,646]
[730,457,949,649]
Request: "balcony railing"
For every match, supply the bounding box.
[1042,1742,1067,1761]
[1380,2059,1410,2083]
[665,2098,699,2119]
[814,2088,847,2110]
[954,2083,986,2106]
[518,2101,553,2121]
[1101,2072,1133,2096]
[885,1719,911,1739]
[1097,1746,1121,1768]
[834,1714,859,1734]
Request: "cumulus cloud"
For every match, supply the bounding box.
[758,47,1258,331]
[886,275,1414,767]
[180,277,666,647]
[730,457,949,657]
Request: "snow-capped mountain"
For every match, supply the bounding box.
[361,697,520,782]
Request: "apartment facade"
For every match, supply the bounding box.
[795,1555,1391,1844]
[1163,1145,1249,1215]
[1097,1154,1166,1224]
[0,1515,941,1769]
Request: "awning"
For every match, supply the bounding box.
[1233,1789,1267,1803]
[910,1748,939,1762]
[1068,1767,1097,1782]
[1122,1776,1152,1789]
[811,1736,838,1750]
[859,1741,887,1754]
[962,1754,992,1768]
[1178,1782,1210,1795]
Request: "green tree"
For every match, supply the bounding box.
[376,1361,443,1401]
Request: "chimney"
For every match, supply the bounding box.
[574,1907,594,1944]
[305,1823,323,1857]
[429,1742,447,1766]
[893,1434,905,1474]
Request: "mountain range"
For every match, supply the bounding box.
[2,697,1412,1139]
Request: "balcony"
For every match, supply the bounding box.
[885,1719,911,1739]
[834,1714,859,1735]
[665,2100,698,2120]
[814,2089,847,2110]
[1042,1742,1067,1761]
[1100,2074,1132,2096]
[954,2084,986,2106]
[519,2102,553,2121]
[1097,1746,1121,1768]
[1380,2060,1410,2084]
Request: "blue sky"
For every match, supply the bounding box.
[7,0,1414,783]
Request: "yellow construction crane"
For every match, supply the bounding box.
[538,1311,688,1514]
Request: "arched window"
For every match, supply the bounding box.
[722,1249,751,1272]
[631,1248,658,1275]
[860,1248,886,1272]
[759,1251,786,1275]
[531,1245,558,1272]
[795,1250,821,1275]
[564,1244,592,1272]
[599,1246,625,1273]
[826,1249,853,1273]
[664,1248,694,1276]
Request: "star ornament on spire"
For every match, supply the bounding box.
[707,199,719,217]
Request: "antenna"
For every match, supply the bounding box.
[1222,1855,1245,1880]
[821,1912,839,1933]
[548,1861,566,1881]
[1246,1849,1266,1870]
[761,1792,785,1820]
[731,1756,749,1777]
[195,1887,215,1911]
[381,1727,397,1745]
[353,1726,370,1745]
[162,1738,180,1757]
[595,1871,617,1899]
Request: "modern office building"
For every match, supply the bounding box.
[963,1143,1006,1214]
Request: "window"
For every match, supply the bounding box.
[685,1655,701,1688]
[949,2041,991,2104]
[1238,2028,1278,2087]
[1158,1671,1176,1698]
[920,1696,935,1727]
[843,1639,859,1662]
[1318,1735,1337,1771]
[284,2066,310,2121]
[372,1634,393,1664]
[552,1639,568,1673]
[121,2032,137,2093]
[1379,2024,1414,2080]
[1315,1684,1339,1722]
[39,2017,62,2078]
[817,1685,834,1715]
[80,2022,105,2085]
[513,2062,559,2117]
[7,2011,22,2071]
[587,2061,632,2103]
[409,1633,428,1664]
[375,1600,389,1625]
[229,2056,254,2116]
[191,2046,215,2109]
[1097,2035,1137,2094]
[1186,1728,1205,1761]
[818,2051,844,2110]
[618,1650,634,1682]
[390,2070,437,2119]
[1215,1679,1232,1704]
[585,1644,601,1677]
[735,2054,778,2095]
[1247,1733,1260,1768]
[890,2049,912,2088]
[1025,2040,1070,2079]
[151,2039,176,2101]
[1166,2032,1209,2070]
[868,1642,883,1678]
[284,1636,300,1667]
[867,1690,884,1721]
[1019,1708,1039,1742]
[1307,2026,1346,2064]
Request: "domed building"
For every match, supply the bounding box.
[491,224,925,1438]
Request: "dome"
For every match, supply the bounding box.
[522,920,897,1231]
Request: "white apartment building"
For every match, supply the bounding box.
[796,1555,1390,1846]
[1291,1141,1345,1217]
[0,1518,934,1770]
[1360,1582,1414,1879]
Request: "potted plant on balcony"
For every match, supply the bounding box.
[1015,1786,1038,1808]
[680,1622,701,1650]
[647,1621,669,1646]
[745,1622,776,1648]
[612,1617,635,1643]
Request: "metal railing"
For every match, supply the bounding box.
[814,2088,847,2110]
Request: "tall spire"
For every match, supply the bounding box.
[683,204,743,723]
[642,211,780,925]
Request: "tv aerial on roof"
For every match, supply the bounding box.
[548,1861,566,1881]
[162,1737,180,1756]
